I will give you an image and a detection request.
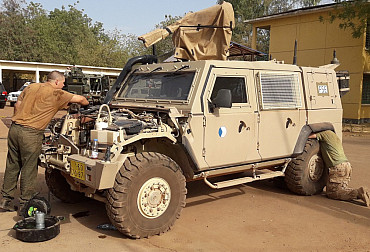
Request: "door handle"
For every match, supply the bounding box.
[286,118,296,128]
[239,121,250,133]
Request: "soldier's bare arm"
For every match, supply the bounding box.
[70,95,89,106]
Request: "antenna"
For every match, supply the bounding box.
[293,40,297,65]
[331,49,340,64]
[152,44,157,56]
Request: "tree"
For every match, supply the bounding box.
[322,0,369,38]
[0,0,134,67]
[0,0,38,61]
[154,15,183,58]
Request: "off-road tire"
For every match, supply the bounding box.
[45,169,85,203]
[285,139,327,195]
[106,152,187,239]
[10,101,15,107]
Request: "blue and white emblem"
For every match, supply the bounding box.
[218,126,227,138]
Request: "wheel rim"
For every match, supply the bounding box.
[308,154,324,182]
[137,177,171,219]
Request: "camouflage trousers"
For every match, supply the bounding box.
[1,123,44,202]
[326,162,359,201]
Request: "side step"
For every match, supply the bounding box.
[202,171,285,189]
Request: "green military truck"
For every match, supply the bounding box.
[64,66,113,104]
[40,55,343,238]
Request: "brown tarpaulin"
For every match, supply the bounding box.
[138,2,235,61]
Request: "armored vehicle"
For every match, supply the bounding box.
[39,54,343,238]
[64,66,112,104]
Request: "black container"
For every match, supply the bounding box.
[13,216,60,242]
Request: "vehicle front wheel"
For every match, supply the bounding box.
[45,169,86,203]
[285,139,327,195]
[106,152,187,238]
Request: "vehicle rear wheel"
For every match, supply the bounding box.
[0,102,5,109]
[106,152,187,238]
[285,139,327,195]
[10,101,15,107]
[45,169,85,203]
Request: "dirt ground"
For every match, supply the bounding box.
[0,105,369,252]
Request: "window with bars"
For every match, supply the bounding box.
[362,75,370,104]
[259,72,302,109]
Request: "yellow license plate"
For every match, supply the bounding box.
[70,160,85,180]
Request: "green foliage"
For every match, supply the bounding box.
[324,0,369,38]
[154,15,182,58]
[0,0,133,67]
[0,0,36,61]
[0,0,183,66]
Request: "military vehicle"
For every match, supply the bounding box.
[39,53,344,238]
[64,66,113,104]
[38,2,345,239]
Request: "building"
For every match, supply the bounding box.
[0,60,122,92]
[247,3,370,123]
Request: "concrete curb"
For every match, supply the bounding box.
[343,123,370,133]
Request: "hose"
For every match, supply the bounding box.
[103,55,158,104]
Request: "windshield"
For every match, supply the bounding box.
[118,72,195,101]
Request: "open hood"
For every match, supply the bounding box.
[138,2,235,61]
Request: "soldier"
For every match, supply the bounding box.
[0,71,89,213]
[310,130,370,206]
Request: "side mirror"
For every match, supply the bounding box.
[211,89,232,109]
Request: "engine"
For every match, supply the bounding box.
[40,104,171,173]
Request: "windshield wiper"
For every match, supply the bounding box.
[174,65,190,72]
[164,65,190,77]
[149,66,163,73]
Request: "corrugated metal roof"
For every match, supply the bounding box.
[228,41,266,57]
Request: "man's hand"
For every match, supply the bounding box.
[308,133,317,139]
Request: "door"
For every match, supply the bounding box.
[203,68,260,168]
[305,69,338,109]
[256,71,305,159]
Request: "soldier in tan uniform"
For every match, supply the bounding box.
[0,71,89,213]
[310,130,370,206]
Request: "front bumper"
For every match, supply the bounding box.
[8,96,17,102]
[66,154,122,190]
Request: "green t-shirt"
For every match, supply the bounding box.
[316,130,348,167]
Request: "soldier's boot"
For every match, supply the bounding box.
[358,187,370,207]
[0,197,15,212]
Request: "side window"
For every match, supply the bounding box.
[211,77,247,104]
[362,74,370,104]
[366,19,369,50]
[259,72,301,110]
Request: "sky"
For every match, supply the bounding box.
[26,0,217,36]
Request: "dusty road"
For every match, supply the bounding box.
[0,105,369,252]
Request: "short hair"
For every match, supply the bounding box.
[47,71,65,81]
